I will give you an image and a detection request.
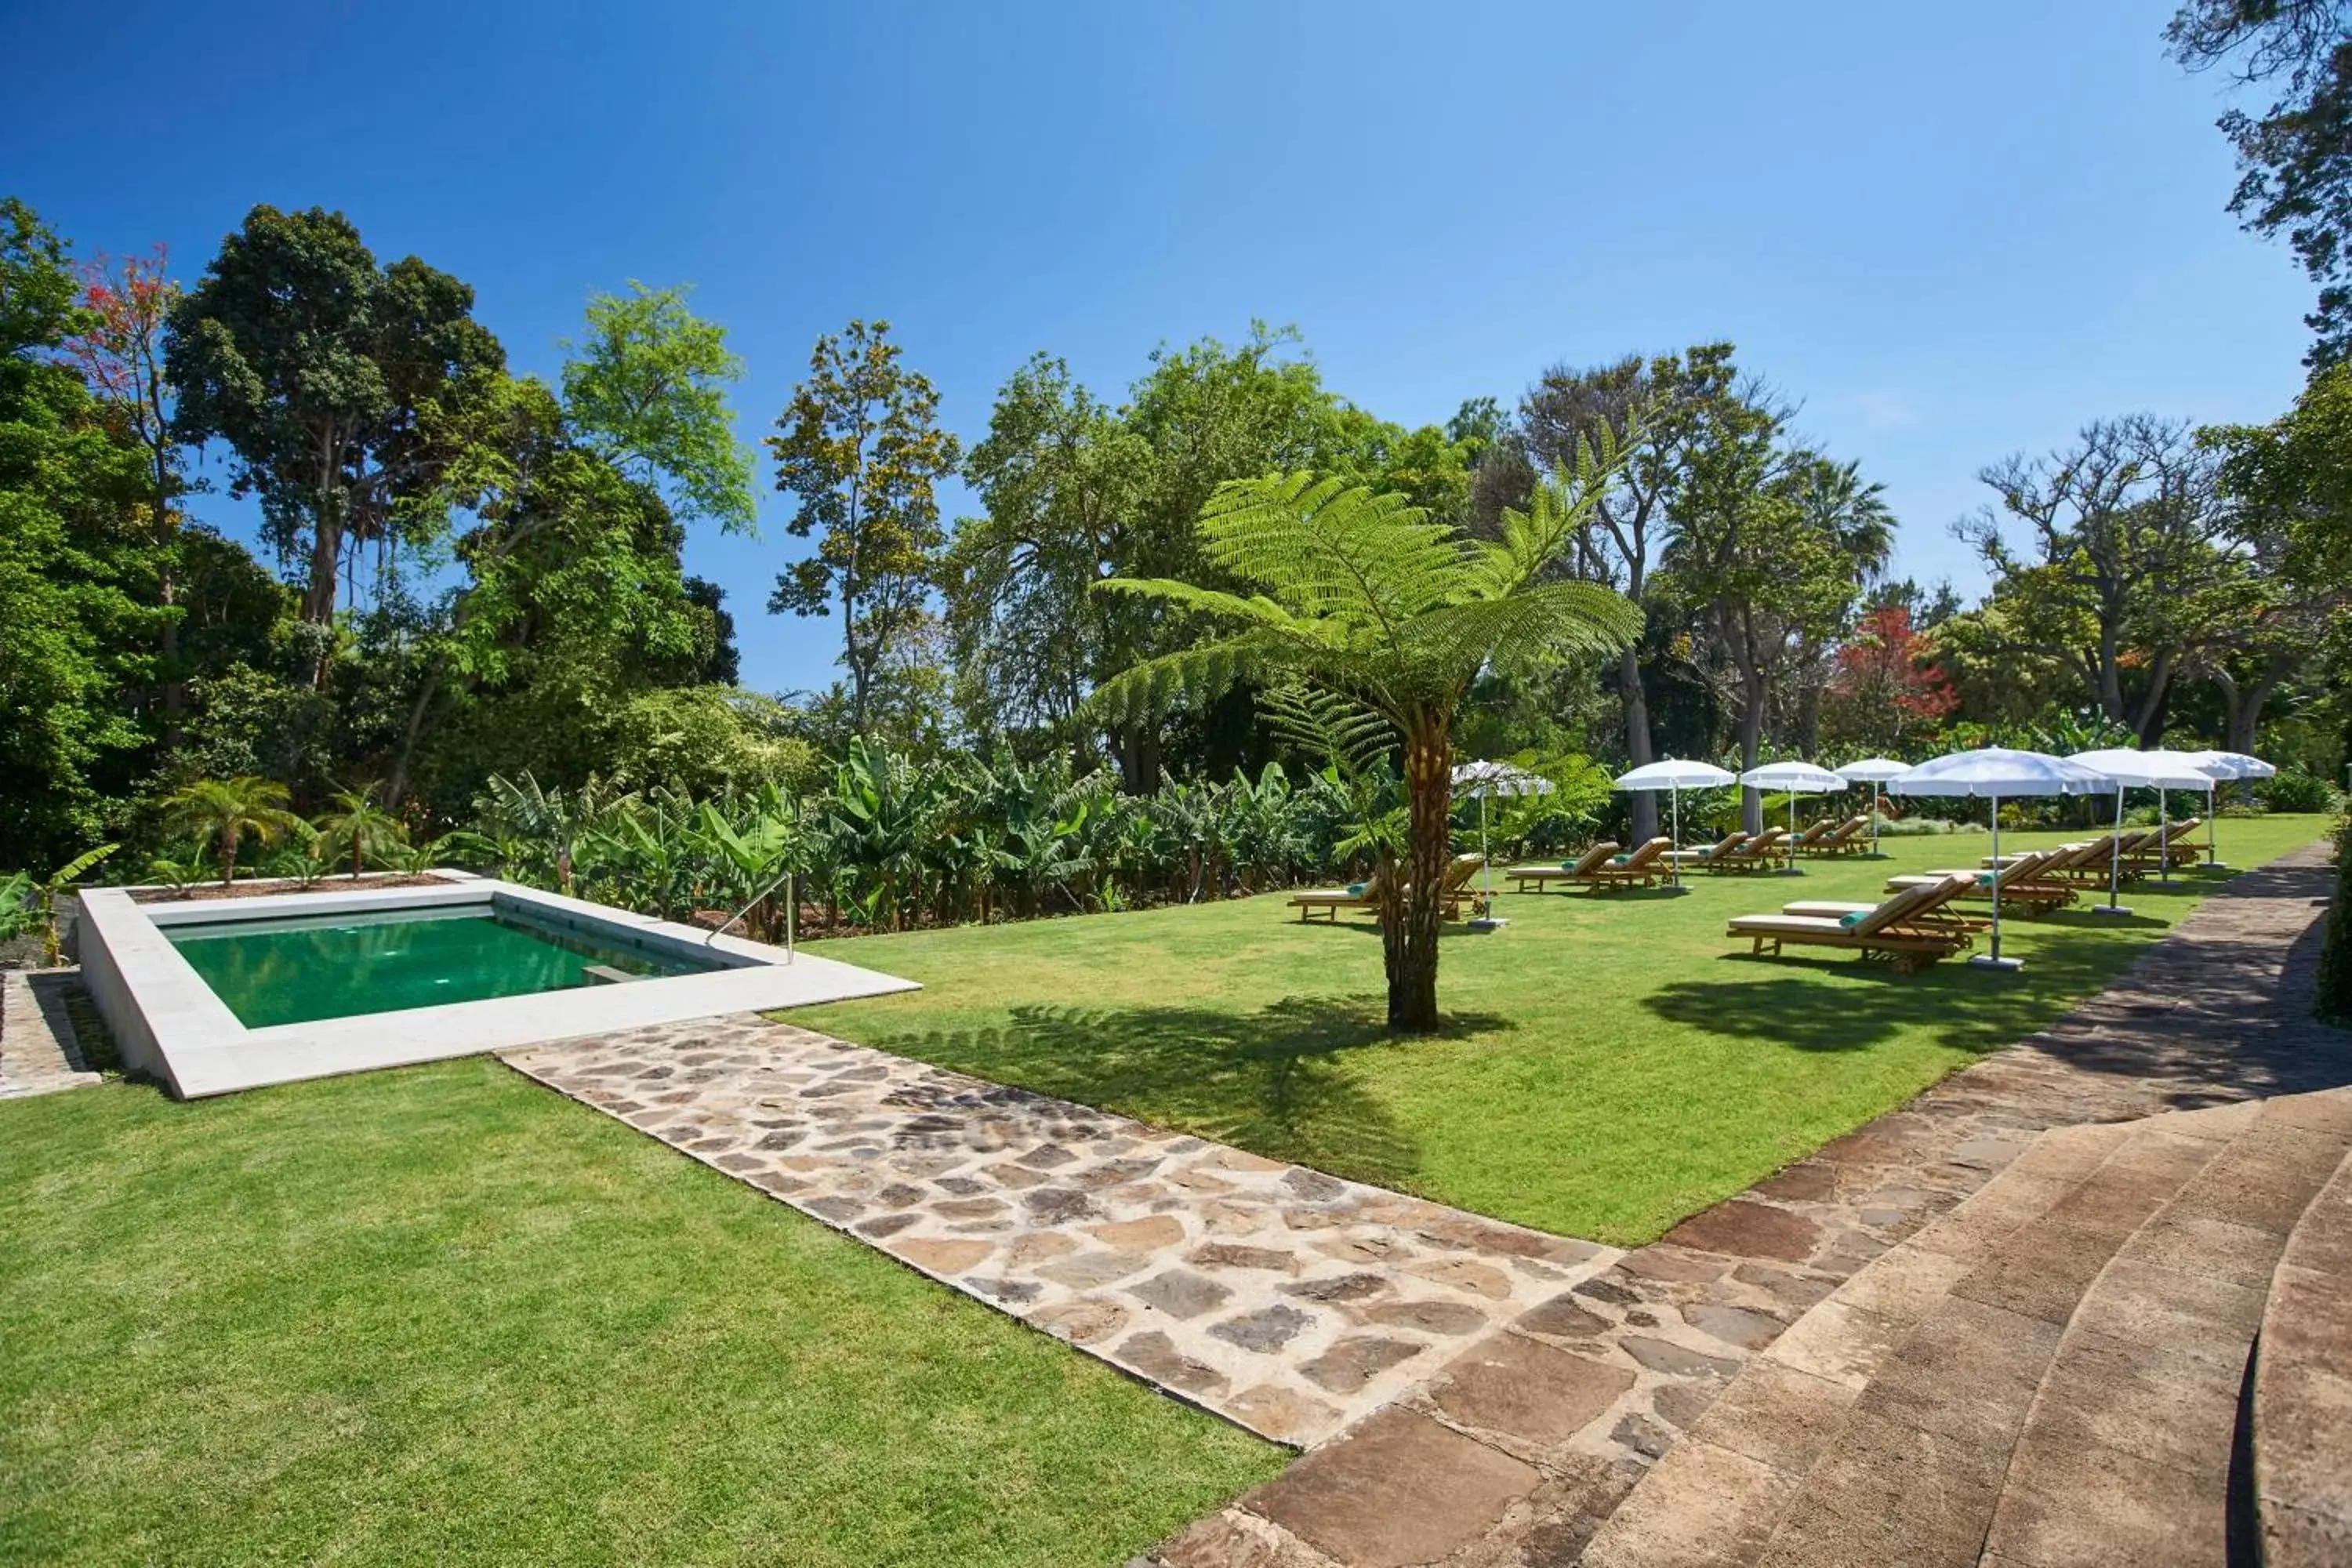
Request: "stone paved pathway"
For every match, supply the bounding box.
[503,1020,1620,1447]
[1151,843,2352,1567]
[0,970,104,1099]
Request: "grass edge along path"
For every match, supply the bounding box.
[0,1058,1284,1568]
[798,815,2332,1246]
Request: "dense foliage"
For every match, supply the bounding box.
[4,167,2348,1024]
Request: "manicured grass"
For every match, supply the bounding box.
[0,1059,1283,1566]
[802,815,2330,1245]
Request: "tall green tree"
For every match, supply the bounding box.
[1518,343,1750,837]
[1955,415,2231,742]
[2168,1,2352,363]
[1093,452,1641,1032]
[560,281,757,532]
[0,198,161,869]
[767,319,960,734]
[165,205,505,674]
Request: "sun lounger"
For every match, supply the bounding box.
[1290,865,1390,923]
[1708,826,1791,873]
[1670,831,1749,869]
[1786,818,1840,855]
[1505,841,1618,894]
[1986,833,2149,884]
[2127,817,2205,869]
[1797,815,1871,856]
[1578,837,1675,890]
[1726,873,1977,973]
[1886,849,2078,914]
[1433,852,1487,919]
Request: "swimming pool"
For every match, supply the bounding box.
[168,904,723,1028]
[78,876,919,1098]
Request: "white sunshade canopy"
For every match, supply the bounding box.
[1614,759,1737,792]
[1833,757,1910,784]
[1886,747,2114,798]
[2183,750,2277,782]
[1452,760,1555,798]
[1739,761,1847,793]
[2067,748,2225,791]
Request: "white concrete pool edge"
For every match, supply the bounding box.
[78,876,919,1099]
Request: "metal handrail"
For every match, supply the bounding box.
[705,869,794,962]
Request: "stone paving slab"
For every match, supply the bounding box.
[502,1017,1619,1447]
[0,970,104,1098]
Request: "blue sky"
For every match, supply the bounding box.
[6,0,2311,695]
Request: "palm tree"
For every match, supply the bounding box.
[1094,448,1642,1031]
[314,783,409,879]
[158,777,306,887]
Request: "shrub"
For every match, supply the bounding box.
[1873,815,1970,837]
[2260,767,2343,815]
[2318,816,2352,1025]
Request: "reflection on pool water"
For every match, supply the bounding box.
[166,903,722,1028]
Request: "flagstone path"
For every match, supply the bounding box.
[503,1020,1624,1446]
[0,970,104,1098]
[1148,843,2352,1566]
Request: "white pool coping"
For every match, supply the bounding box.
[77,876,919,1099]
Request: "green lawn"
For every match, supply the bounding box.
[801,815,2331,1245]
[0,1059,1282,1567]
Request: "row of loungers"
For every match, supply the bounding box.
[1287,852,1487,922]
[1505,815,1878,893]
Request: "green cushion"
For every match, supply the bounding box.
[1346,882,1367,897]
[1839,910,1868,929]
[1609,854,1630,865]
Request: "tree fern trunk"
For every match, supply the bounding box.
[1391,720,1450,1032]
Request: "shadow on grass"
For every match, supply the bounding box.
[865,994,1508,1190]
[1643,856,2352,1098]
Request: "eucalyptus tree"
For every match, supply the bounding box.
[1093,449,1640,1033]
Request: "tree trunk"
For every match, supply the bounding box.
[1387,719,1451,1033]
[1620,648,1657,842]
[1736,641,1767,836]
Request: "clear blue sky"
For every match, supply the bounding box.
[6,0,2311,695]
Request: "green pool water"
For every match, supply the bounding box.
[167,904,719,1028]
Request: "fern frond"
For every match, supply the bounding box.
[1258,683,1395,780]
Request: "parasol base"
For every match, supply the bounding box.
[1967,953,2025,972]
[2090,904,2134,918]
[1466,917,1507,932]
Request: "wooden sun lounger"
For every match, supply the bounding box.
[1670,831,1749,869]
[1289,865,1389,923]
[1577,837,1675,890]
[1708,826,1791,873]
[1505,841,1618,894]
[1797,815,1871,856]
[1887,850,2078,914]
[1726,873,1977,974]
[2126,818,2205,869]
[1987,834,2150,884]
[1432,852,1487,920]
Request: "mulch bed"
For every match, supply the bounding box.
[128,874,456,905]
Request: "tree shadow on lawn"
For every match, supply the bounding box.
[1639,915,2187,1058]
[874,994,1508,1192]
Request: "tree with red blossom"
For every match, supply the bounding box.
[1822,604,1959,750]
[64,246,189,736]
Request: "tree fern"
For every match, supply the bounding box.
[1089,438,1644,1030]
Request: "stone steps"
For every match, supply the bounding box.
[1577,1088,2352,1568]
[2249,1094,2352,1566]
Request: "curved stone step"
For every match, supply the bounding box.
[1576,1094,2339,1567]
[2249,1092,2352,1566]
[1976,1089,2350,1566]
